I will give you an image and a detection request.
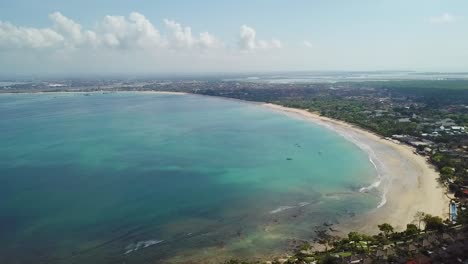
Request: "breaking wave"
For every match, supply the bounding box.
[124,239,163,255]
[269,202,310,214]
[302,118,389,209]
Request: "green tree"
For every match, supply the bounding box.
[439,166,455,183]
[440,166,454,175]
[378,223,394,237]
[457,207,468,225]
[319,254,338,264]
[405,224,418,237]
[423,214,444,231]
[347,232,363,252]
[360,234,374,253]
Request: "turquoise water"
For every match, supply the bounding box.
[0,92,379,263]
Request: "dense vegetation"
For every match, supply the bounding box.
[223,213,468,264]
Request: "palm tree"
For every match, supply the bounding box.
[414,211,426,233]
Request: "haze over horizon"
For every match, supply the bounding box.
[1,0,468,75]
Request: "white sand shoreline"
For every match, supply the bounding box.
[261,103,449,234]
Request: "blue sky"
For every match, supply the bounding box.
[1,0,467,75]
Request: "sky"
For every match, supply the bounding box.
[1,0,468,75]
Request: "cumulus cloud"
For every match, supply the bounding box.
[0,12,286,75]
[0,13,282,55]
[0,12,226,52]
[238,25,281,51]
[49,12,99,48]
[163,19,223,49]
[199,31,223,49]
[0,21,64,49]
[429,13,456,24]
[303,40,313,48]
[98,12,164,49]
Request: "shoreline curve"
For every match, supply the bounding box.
[261,103,449,234]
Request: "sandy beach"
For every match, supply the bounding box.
[262,103,449,234]
[139,91,188,95]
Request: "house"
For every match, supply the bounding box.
[446,242,464,256]
[374,110,387,117]
[406,253,432,264]
[375,249,385,259]
[348,255,361,264]
[442,233,455,242]
[422,239,432,247]
[426,234,438,245]
[451,126,465,131]
[408,140,432,147]
[386,247,396,256]
[408,244,418,253]
[437,118,456,127]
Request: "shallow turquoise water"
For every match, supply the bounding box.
[0,92,379,263]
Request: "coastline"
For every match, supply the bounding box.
[3,90,450,233]
[0,90,188,95]
[261,103,449,234]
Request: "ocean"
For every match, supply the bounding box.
[0,92,379,263]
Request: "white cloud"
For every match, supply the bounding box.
[98,12,164,49]
[0,12,226,52]
[303,40,313,48]
[198,31,223,49]
[163,19,223,49]
[239,25,256,50]
[0,12,289,74]
[164,19,195,48]
[0,13,282,55]
[49,12,99,48]
[238,25,281,51]
[0,21,64,49]
[429,13,456,24]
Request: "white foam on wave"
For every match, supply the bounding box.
[124,239,163,255]
[270,202,310,214]
[267,108,391,209]
[359,155,381,192]
[341,133,388,208]
[306,119,389,209]
[362,153,388,208]
[270,206,296,214]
